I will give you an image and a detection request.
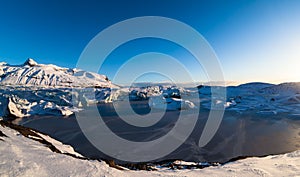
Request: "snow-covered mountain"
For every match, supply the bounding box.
[262,82,300,95]
[198,82,300,115]
[0,58,114,88]
[0,59,119,118]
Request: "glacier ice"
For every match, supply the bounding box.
[0,59,300,118]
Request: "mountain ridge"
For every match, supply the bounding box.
[0,58,116,88]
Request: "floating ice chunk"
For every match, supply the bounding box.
[149,96,195,110]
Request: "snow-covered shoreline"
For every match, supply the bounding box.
[0,120,299,177]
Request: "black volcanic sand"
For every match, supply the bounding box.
[14,101,300,164]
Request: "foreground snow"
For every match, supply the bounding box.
[0,121,299,177]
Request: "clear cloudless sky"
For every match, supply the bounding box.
[0,0,299,84]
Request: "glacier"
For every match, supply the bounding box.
[0,59,300,119]
[0,59,116,118]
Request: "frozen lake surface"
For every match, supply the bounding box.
[14,100,300,164]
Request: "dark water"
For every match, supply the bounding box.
[14,101,300,164]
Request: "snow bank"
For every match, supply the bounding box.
[37,132,83,157]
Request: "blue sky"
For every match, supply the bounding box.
[0,0,299,84]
